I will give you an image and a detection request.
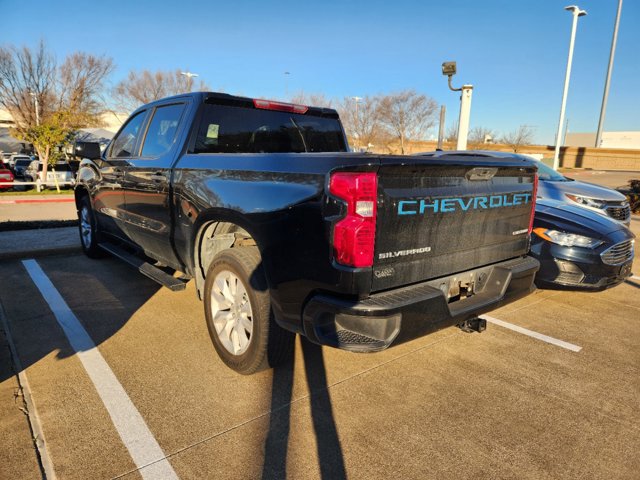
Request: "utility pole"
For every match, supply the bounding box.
[553,5,587,171]
[595,0,623,147]
[441,61,473,151]
[437,105,446,150]
[352,96,362,151]
[457,86,473,151]
[180,71,199,92]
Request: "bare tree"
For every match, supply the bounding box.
[501,125,536,152]
[288,91,333,108]
[336,95,382,151]
[0,41,114,180]
[0,41,56,132]
[468,126,498,148]
[113,69,210,112]
[445,121,459,144]
[57,52,115,126]
[377,90,438,154]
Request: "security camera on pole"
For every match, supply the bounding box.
[442,61,473,150]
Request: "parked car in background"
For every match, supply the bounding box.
[534,160,631,226]
[7,154,32,173]
[25,161,76,189]
[13,158,33,178]
[0,162,15,189]
[531,199,635,291]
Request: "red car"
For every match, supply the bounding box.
[0,162,14,189]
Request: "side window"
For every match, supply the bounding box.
[141,104,186,157]
[109,111,147,158]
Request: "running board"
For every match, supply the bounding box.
[98,242,187,291]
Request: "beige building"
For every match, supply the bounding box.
[565,131,640,150]
[0,107,126,132]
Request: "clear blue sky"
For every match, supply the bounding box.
[2,0,638,144]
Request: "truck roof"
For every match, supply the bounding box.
[132,91,341,118]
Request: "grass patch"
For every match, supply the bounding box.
[0,188,74,196]
[0,220,78,232]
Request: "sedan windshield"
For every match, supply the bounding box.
[536,161,569,182]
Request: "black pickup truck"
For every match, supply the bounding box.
[75,92,539,374]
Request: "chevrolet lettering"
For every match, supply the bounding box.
[397,193,532,215]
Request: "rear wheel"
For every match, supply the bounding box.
[78,196,103,258]
[204,247,293,374]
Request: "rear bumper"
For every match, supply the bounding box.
[302,255,539,352]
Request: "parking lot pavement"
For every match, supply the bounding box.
[0,326,43,479]
[0,250,639,480]
[560,169,638,190]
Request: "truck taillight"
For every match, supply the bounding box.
[528,173,538,235]
[329,172,378,268]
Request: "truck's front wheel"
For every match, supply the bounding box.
[78,196,103,258]
[204,247,293,374]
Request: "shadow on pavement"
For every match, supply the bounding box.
[261,339,347,480]
[0,255,162,385]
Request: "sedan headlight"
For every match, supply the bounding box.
[533,228,603,248]
[565,194,605,209]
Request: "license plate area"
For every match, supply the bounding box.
[426,267,493,303]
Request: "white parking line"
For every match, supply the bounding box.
[482,315,582,352]
[630,275,640,282]
[22,259,179,480]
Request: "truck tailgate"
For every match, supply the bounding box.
[373,158,536,292]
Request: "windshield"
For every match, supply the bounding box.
[536,161,568,181]
[16,159,31,167]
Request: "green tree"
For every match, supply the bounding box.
[14,111,74,185]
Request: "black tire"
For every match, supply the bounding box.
[204,247,294,375]
[78,195,104,258]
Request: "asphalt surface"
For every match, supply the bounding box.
[0,220,638,479]
[0,171,638,479]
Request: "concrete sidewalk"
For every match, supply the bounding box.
[0,227,80,260]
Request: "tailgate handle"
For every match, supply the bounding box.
[466,167,498,181]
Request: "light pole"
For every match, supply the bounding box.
[180,71,199,92]
[29,92,40,126]
[442,61,473,151]
[352,96,362,151]
[595,0,623,147]
[552,5,587,171]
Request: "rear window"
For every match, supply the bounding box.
[16,159,31,167]
[193,104,347,154]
